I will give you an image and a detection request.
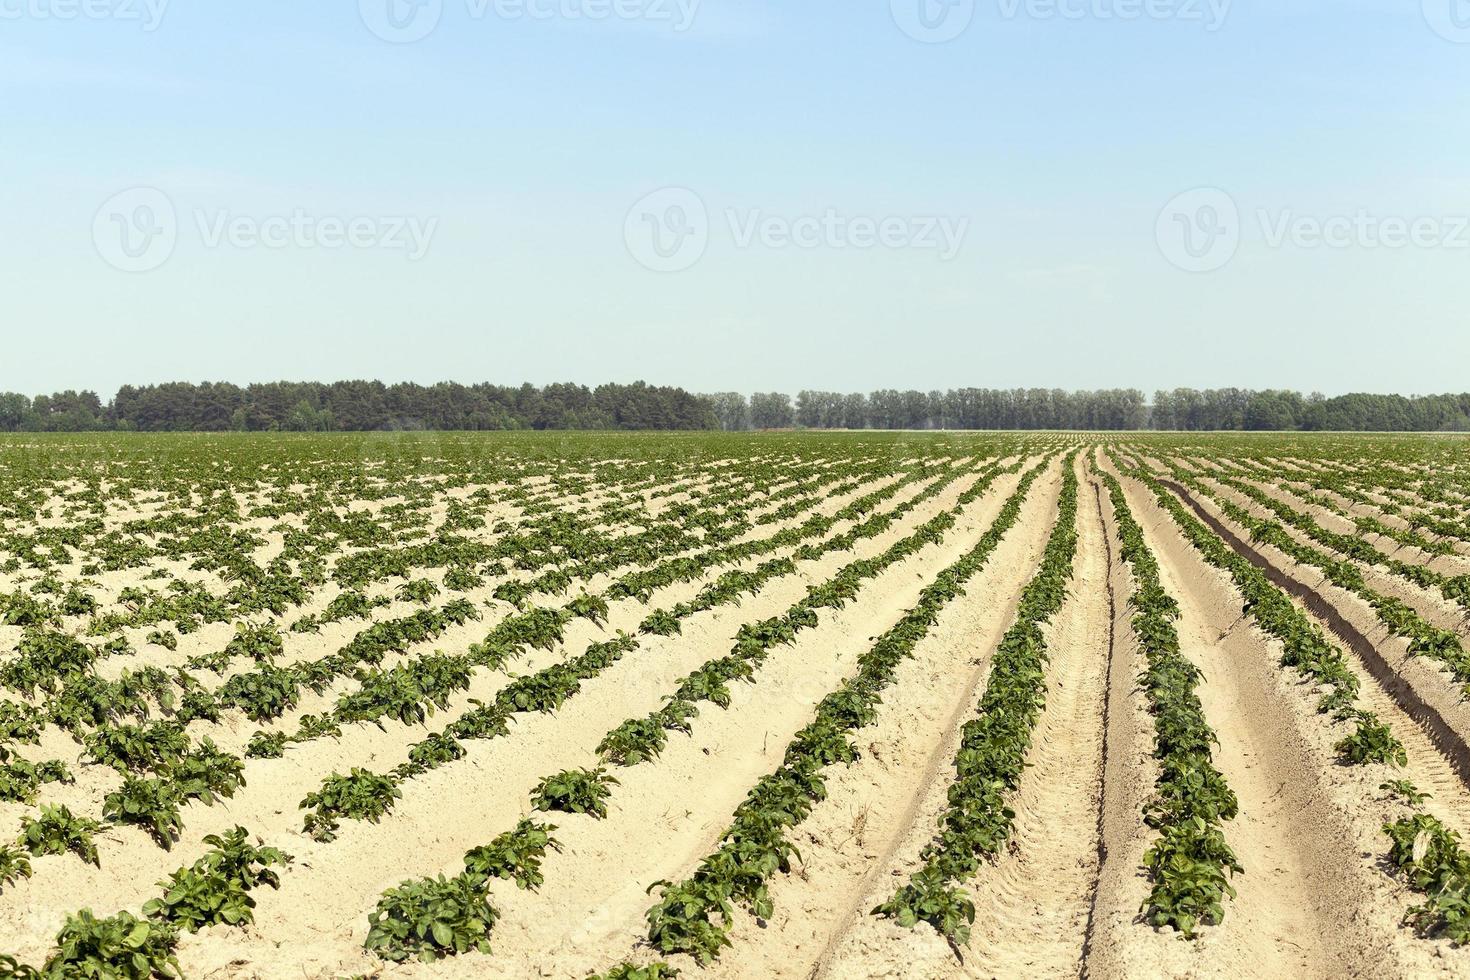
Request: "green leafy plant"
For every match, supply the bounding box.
[142,828,290,931]
[531,768,618,819]
[462,819,561,890]
[103,776,184,849]
[588,964,680,980]
[44,910,180,979]
[300,768,401,841]
[0,843,33,889]
[364,873,497,963]
[20,804,102,866]
[1381,779,1432,806]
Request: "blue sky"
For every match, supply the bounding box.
[3,0,1468,397]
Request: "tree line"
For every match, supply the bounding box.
[1,383,1468,433]
[708,389,1470,432]
[0,381,717,432]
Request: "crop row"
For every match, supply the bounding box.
[1102,470,1240,937]
[873,454,1079,945]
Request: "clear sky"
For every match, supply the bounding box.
[3,0,1468,397]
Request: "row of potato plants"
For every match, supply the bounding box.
[265,455,903,751]
[1184,457,1470,613]
[1108,452,1401,763]
[0,453,920,869]
[1151,459,1470,693]
[1101,470,1241,937]
[873,455,1078,945]
[1108,459,1470,940]
[0,826,288,978]
[1215,455,1465,560]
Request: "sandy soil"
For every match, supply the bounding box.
[11,443,1470,979]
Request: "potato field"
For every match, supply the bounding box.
[3,431,1470,978]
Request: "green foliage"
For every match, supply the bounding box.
[44,910,180,979]
[1384,814,1470,943]
[144,630,177,651]
[877,459,1075,941]
[103,776,184,849]
[84,722,188,774]
[872,868,974,945]
[532,768,618,819]
[1336,714,1409,767]
[588,963,680,980]
[1103,472,1241,938]
[142,828,290,931]
[462,819,561,890]
[364,873,497,963]
[0,843,33,889]
[1381,779,1432,806]
[300,768,401,841]
[218,664,299,723]
[20,804,102,866]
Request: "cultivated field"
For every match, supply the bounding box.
[3,431,1470,978]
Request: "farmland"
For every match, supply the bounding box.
[2,430,1470,978]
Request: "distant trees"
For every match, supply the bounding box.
[749,392,795,430]
[0,381,716,433]
[705,393,750,432]
[1148,389,1470,432]
[754,388,1148,431]
[0,382,1466,433]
